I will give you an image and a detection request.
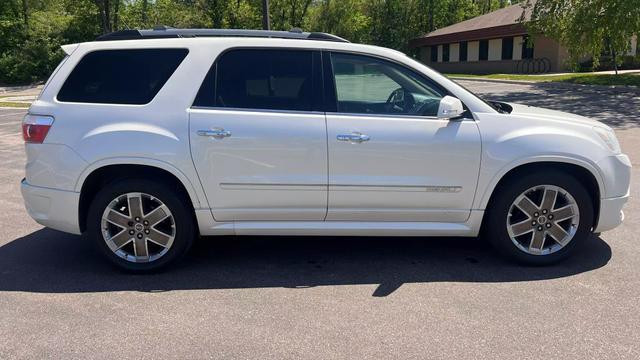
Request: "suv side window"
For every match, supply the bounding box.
[194,49,316,112]
[329,52,446,117]
[57,49,188,105]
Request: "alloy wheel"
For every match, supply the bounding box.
[101,192,176,263]
[506,185,580,256]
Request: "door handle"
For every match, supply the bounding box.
[337,132,370,143]
[197,128,232,139]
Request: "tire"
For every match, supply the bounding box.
[484,170,594,265]
[86,178,195,272]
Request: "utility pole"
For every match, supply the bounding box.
[262,0,270,30]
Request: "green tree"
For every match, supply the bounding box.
[307,0,371,43]
[226,0,261,29]
[0,0,525,85]
[267,0,314,30]
[0,0,100,84]
[524,0,640,73]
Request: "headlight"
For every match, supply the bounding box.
[593,126,621,154]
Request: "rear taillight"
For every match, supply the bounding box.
[22,114,54,143]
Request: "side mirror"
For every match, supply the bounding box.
[437,95,464,119]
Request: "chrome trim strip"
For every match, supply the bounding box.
[330,184,463,193]
[219,183,462,193]
[220,183,326,191]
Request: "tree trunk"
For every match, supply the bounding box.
[96,0,112,34]
[428,0,434,32]
[262,0,270,30]
[113,0,120,31]
[206,0,224,29]
[611,46,618,75]
[104,0,111,33]
[289,0,312,28]
[289,0,295,28]
[141,0,148,25]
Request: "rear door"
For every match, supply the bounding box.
[189,49,327,221]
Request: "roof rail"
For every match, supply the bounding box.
[96,27,350,43]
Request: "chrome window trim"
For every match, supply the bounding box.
[190,106,474,120]
[189,106,326,116]
[189,106,473,120]
[191,45,477,120]
[327,112,473,121]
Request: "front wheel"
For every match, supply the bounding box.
[86,178,195,272]
[484,171,594,265]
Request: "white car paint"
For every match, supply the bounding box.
[21,37,630,239]
[190,108,328,221]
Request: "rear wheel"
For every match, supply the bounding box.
[86,178,195,272]
[485,171,594,265]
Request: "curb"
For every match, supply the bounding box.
[449,76,639,91]
[0,84,43,94]
[449,77,536,85]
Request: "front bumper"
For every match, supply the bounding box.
[593,153,631,233]
[594,193,629,233]
[597,154,632,199]
[21,178,81,235]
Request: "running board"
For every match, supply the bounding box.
[196,210,485,237]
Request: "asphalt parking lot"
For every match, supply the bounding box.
[0,80,639,359]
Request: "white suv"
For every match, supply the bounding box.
[21,28,631,272]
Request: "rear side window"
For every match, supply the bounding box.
[194,49,315,111]
[57,49,188,105]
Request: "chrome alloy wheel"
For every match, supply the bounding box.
[101,192,176,263]
[506,185,580,256]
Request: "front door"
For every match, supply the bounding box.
[325,52,481,222]
[190,49,327,221]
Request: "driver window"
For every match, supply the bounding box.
[330,53,445,116]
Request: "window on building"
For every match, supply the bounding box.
[194,49,315,111]
[430,45,438,62]
[442,44,450,62]
[522,35,534,59]
[57,49,188,104]
[502,37,514,60]
[479,40,489,61]
[459,42,468,62]
[329,52,446,117]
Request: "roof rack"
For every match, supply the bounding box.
[96,27,350,43]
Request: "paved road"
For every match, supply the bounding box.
[0,81,639,359]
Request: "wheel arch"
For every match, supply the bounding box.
[479,159,602,229]
[76,160,205,233]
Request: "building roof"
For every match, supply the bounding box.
[409,2,532,48]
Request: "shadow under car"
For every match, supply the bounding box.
[0,228,611,297]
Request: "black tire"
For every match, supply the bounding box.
[484,170,594,265]
[86,178,195,272]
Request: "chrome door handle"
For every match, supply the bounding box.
[337,132,370,143]
[197,128,232,138]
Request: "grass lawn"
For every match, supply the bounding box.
[0,101,29,108]
[446,73,640,87]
